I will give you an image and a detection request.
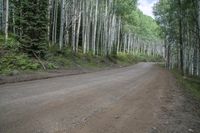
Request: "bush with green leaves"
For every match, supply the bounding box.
[0,53,40,75]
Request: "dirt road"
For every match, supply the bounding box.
[0,63,199,133]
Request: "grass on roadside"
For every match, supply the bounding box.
[0,50,163,76]
[172,69,200,100]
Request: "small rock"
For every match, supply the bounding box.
[152,127,157,130]
[188,129,194,132]
[115,115,120,119]
[82,117,87,122]
[151,127,158,133]
[164,121,169,125]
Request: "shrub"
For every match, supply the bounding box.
[0,53,40,75]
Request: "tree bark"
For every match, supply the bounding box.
[5,0,9,42]
[178,0,184,75]
[59,0,65,49]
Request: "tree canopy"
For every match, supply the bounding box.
[154,0,200,77]
[0,0,163,57]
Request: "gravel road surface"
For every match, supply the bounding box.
[0,63,199,133]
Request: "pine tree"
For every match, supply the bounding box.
[12,0,48,57]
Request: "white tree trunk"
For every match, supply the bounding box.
[59,0,65,49]
[117,18,121,54]
[5,0,9,41]
[92,0,98,54]
[52,0,58,44]
[75,2,82,53]
[47,0,52,46]
[72,0,77,51]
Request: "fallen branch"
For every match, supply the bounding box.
[32,52,46,70]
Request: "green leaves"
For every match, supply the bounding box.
[12,0,48,58]
[115,0,137,17]
[0,53,40,75]
[114,0,161,41]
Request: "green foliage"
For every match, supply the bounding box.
[154,0,200,76]
[0,33,4,43]
[135,53,163,62]
[116,53,137,64]
[0,53,40,75]
[45,46,164,70]
[115,52,163,65]
[115,1,161,41]
[0,0,164,76]
[47,45,74,58]
[0,40,163,76]
[172,70,200,100]
[115,0,137,17]
[46,47,105,69]
[46,62,59,69]
[115,5,161,41]
[12,0,48,57]
[0,34,19,52]
[47,55,72,68]
[0,35,42,75]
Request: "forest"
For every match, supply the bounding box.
[0,0,163,75]
[0,1,200,132]
[1,0,200,78]
[154,0,200,77]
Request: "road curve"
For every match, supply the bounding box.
[0,63,172,133]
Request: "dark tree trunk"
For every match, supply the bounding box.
[178,0,184,75]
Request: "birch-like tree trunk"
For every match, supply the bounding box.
[47,0,52,46]
[59,0,65,49]
[75,1,82,53]
[92,0,98,54]
[41,0,164,59]
[117,18,121,54]
[71,0,76,51]
[5,0,9,42]
[52,0,58,44]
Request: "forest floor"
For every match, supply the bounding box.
[0,63,200,133]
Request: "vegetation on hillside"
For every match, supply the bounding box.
[0,34,163,75]
[0,0,163,75]
[172,69,200,100]
[154,0,200,77]
[154,0,200,102]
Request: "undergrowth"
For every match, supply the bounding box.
[0,35,163,75]
[172,69,200,100]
